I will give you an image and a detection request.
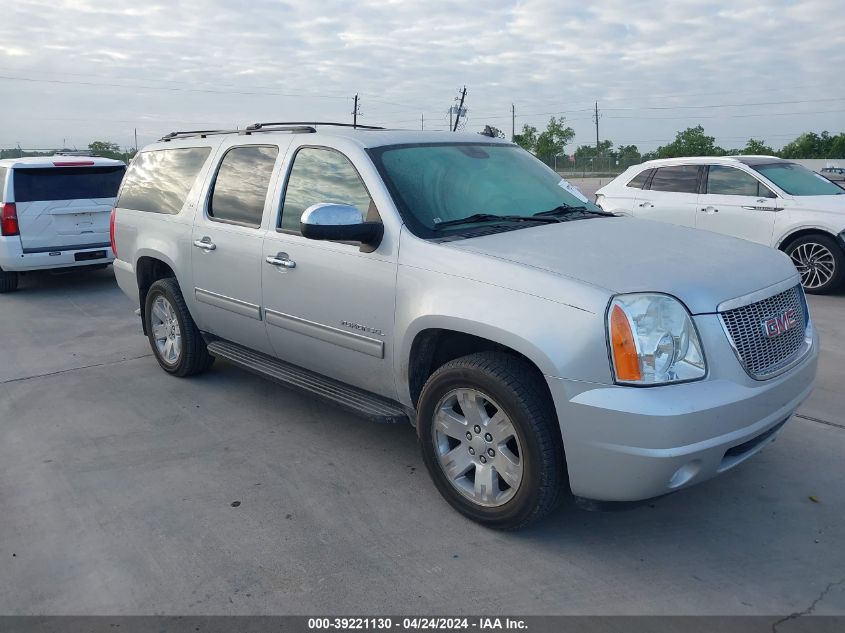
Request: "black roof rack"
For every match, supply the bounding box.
[159,121,384,142]
[159,125,316,142]
[245,121,385,131]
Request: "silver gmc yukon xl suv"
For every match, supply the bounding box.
[112,123,818,529]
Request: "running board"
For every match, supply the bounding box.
[206,339,409,424]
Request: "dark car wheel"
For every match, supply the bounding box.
[144,278,214,376]
[785,233,845,294]
[417,352,566,530]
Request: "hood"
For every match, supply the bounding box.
[444,217,799,314]
[790,194,845,216]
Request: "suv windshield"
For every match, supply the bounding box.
[751,163,844,196]
[368,143,603,237]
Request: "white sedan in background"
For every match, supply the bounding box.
[596,156,845,293]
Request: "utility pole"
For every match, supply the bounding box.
[593,101,601,156]
[352,94,360,128]
[452,85,467,132]
[134,128,138,152]
[511,103,516,141]
[421,114,424,130]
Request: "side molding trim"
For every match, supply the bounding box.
[265,309,384,358]
[195,288,262,320]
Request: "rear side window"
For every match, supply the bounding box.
[0,167,6,201]
[648,165,700,193]
[280,147,374,233]
[706,165,774,197]
[626,169,652,189]
[14,166,125,202]
[208,145,279,227]
[117,147,211,215]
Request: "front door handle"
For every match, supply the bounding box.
[638,201,654,208]
[193,237,216,251]
[266,252,296,269]
[700,206,719,214]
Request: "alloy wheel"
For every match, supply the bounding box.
[431,388,523,507]
[150,295,182,366]
[789,242,836,290]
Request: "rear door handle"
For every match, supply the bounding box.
[193,237,216,251]
[266,252,296,269]
[700,206,719,214]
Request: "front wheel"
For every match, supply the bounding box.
[144,278,213,376]
[417,352,565,530]
[785,233,845,294]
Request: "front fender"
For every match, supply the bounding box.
[394,266,614,407]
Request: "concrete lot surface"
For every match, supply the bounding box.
[1,268,843,616]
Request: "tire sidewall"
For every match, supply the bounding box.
[418,363,549,527]
[786,234,845,294]
[145,281,188,374]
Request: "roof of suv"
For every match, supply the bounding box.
[0,155,126,169]
[636,155,786,168]
[152,126,513,151]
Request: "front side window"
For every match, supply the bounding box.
[280,147,374,233]
[706,165,774,198]
[648,165,701,193]
[368,143,602,238]
[752,162,844,196]
[15,165,126,203]
[118,147,211,214]
[209,145,279,227]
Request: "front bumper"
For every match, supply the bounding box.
[546,330,818,502]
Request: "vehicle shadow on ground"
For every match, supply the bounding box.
[12,266,118,294]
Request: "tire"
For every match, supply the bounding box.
[784,233,845,294]
[417,352,565,530]
[144,278,214,377]
[0,269,19,293]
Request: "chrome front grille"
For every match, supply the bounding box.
[720,285,809,379]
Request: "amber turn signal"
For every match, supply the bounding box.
[609,304,642,382]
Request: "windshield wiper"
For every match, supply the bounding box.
[533,204,614,218]
[432,213,560,230]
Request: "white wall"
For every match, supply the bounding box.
[789,159,844,172]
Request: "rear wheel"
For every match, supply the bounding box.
[417,352,565,530]
[144,278,213,376]
[785,233,845,294]
[0,269,19,293]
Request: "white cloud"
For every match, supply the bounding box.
[0,0,842,151]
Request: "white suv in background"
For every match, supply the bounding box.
[0,153,126,292]
[596,156,845,294]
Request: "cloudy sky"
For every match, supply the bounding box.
[1,0,843,152]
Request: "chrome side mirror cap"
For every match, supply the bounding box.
[300,203,383,248]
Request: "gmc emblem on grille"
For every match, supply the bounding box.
[762,308,798,338]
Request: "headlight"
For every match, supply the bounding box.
[607,293,706,385]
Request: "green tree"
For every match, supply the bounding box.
[573,140,613,160]
[743,138,774,155]
[88,141,121,158]
[616,144,641,164]
[653,125,723,158]
[779,131,845,158]
[534,117,575,162]
[513,124,538,152]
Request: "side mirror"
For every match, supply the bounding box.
[300,203,383,248]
